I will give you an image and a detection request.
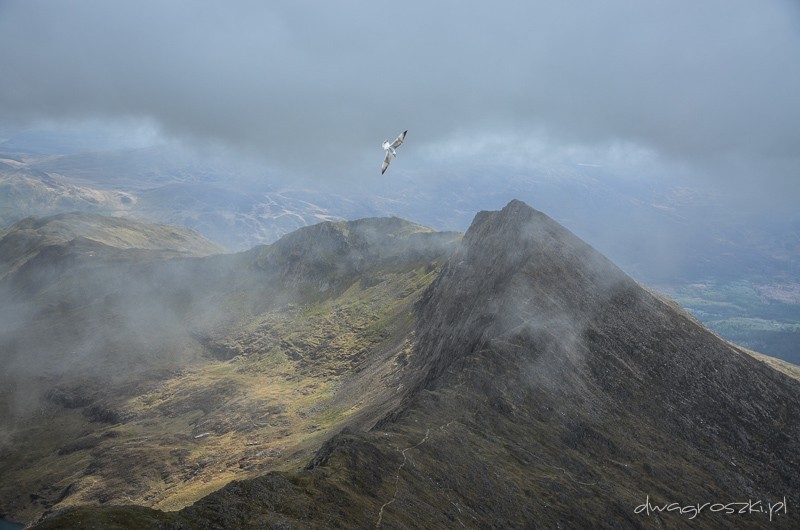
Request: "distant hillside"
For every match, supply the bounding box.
[2,202,795,528]
[0,211,225,280]
[0,161,135,227]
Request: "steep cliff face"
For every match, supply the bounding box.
[408,199,634,390]
[372,199,800,527]
[24,201,800,528]
[410,200,799,469]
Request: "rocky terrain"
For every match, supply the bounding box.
[2,201,797,528]
[0,211,458,526]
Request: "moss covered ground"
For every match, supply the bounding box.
[0,262,439,525]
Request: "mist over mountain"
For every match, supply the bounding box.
[0,209,459,526]
[0,213,227,424]
[1,201,797,528]
[2,2,798,526]
[2,139,798,365]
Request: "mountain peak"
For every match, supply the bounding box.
[409,200,634,388]
[464,200,614,271]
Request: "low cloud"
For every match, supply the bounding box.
[0,1,798,203]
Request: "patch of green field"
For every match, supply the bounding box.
[664,279,800,364]
[708,317,800,334]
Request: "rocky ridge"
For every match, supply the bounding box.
[24,200,800,528]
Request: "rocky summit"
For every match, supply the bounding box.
[2,201,798,528]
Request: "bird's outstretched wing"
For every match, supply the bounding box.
[381,151,393,175]
[391,130,407,149]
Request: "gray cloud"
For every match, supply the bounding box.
[1,0,798,200]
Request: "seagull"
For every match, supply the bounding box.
[381,130,407,175]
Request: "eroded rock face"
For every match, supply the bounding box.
[413,200,800,459]
[410,199,635,389]
[359,199,800,527]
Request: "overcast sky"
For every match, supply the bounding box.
[1,0,798,205]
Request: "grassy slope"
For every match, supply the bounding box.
[745,347,800,382]
[0,261,439,525]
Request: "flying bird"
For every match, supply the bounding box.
[381,130,407,175]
